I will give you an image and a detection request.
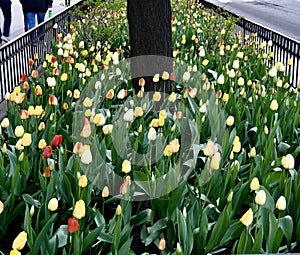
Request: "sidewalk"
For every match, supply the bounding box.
[0,0,82,41]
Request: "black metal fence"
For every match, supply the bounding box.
[0,2,82,102]
[200,0,300,88]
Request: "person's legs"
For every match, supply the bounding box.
[0,0,12,41]
[36,12,46,25]
[24,12,36,31]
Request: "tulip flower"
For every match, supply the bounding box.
[80,149,92,164]
[21,133,32,147]
[12,231,27,250]
[20,74,27,82]
[46,77,56,87]
[255,190,266,206]
[48,198,59,211]
[134,107,143,117]
[102,186,109,198]
[73,200,86,219]
[162,71,169,80]
[51,134,63,147]
[203,140,218,157]
[1,117,9,128]
[80,117,91,138]
[124,109,134,122]
[78,175,88,188]
[67,218,79,233]
[281,154,295,169]
[153,74,160,82]
[210,152,221,170]
[270,99,278,111]
[106,89,114,99]
[240,208,253,227]
[43,167,50,177]
[232,136,241,153]
[14,126,24,138]
[250,177,260,191]
[148,127,157,141]
[49,95,58,105]
[43,146,52,158]
[73,89,80,99]
[117,89,127,99]
[122,160,131,173]
[10,250,21,255]
[226,116,234,126]
[138,78,145,86]
[158,238,166,251]
[20,110,28,120]
[116,205,122,216]
[93,113,106,126]
[0,200,4,214]
[217,74,224,84]
[83,97,93,107]
[276,196,286,210]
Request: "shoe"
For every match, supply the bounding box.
[1,36,10,43]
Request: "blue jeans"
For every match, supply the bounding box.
[0,0,12,37]
[24,12,46,32]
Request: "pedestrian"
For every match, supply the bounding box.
[65,0,70,6]
[0,0,12,43]
[19,0,53,32]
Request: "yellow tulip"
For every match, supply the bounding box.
[122,160,131,173]
[21,133,32,147]
[240,208,253,227]
[250,177,260,191]
[78,175,88,188]
[73,200,86,219]
[12,231,27,250]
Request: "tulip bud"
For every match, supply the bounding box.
[250,177,260,191]
[240,208,253,227]
[0,200,4,214]
[276,196,286,210]
[255,190,266,206]
[116,204,122,216]
[30,205,35,216]
[158,238,166,251]
[249,147,256,157]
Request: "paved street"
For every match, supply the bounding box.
[206,0,300,41]
[0,0,82,41]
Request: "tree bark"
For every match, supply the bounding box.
[127,0,173,93]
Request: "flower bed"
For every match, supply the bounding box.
[0,0,299,254]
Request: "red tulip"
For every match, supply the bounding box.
[20,109,28,120]
[51,56,57,63]
[43,167,50,177]
[67,218,79,233]
[51,134,63,147]
[20,74,27,82]
[28,58,34,66]
[43,146,52,158]
[49,95,58,105]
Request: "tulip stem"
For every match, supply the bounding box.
[254,206,260,236]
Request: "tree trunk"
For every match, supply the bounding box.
[127,0,173,93]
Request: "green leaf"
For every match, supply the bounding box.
[83,226,104,252]
[22,194,41,208]
[277,142,291,155]
[279,215,293,249]
[49,225,68,248]
[251,227,264,253]
[131,209,154,226]
[236,228,252,254]
[144,218,167,246]
[206,209,229,252]
[31,213,58,255]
